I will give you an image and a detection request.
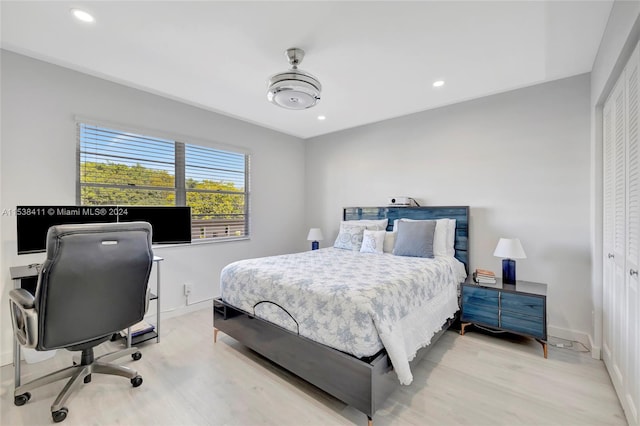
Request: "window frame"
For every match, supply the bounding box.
[76,120,251,243]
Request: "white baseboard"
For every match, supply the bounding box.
[588,334,602,360]
[548,325,590,346]
[548,325,601,359]
[1,300,214,368]
[1,348,13,367]
[153,299,213,321]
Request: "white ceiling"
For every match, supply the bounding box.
[1,1,613,139]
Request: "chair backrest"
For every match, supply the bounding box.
[34,222,153,351]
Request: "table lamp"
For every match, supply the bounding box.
[307,228,324,250]
[493,238,526,284]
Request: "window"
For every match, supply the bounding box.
[78,123,249,241]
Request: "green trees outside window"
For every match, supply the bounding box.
[78,124,249,240]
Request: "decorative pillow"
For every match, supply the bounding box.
[360,230,386,254]
[333,223,367,251]
[344,219,389,231]
[393,218,450,256]
[392,220,436,258]
[383,231,396,253]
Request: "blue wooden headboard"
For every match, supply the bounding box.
[343,206,470,273]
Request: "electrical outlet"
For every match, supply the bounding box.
[184,283,192,296]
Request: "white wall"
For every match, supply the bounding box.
[589,1,640,359]
[0,50,306,365]
[305,74,592,343]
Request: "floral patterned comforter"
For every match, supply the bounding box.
[220,248,466,385]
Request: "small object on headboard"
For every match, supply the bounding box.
[387,197,420,207]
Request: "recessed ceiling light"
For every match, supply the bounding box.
[317,115,326,120]
[71,9,95,23]
[433,80,445,88]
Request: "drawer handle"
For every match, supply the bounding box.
[630,269,638,277]
[608,253,614,259]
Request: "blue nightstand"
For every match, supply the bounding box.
[460,277,548,358]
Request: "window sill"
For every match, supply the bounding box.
[152,236,250,250]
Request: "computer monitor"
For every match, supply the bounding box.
[118,206,192,245]
[16,206,118,255]
[16,206,192,254]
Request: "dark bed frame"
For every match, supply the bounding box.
[213,206,469,425]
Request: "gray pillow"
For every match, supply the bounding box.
[392,220,436,258]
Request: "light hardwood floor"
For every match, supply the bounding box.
[1,307,627,426]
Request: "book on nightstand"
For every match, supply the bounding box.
[473,268,497,284]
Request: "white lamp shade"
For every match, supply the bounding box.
[307,228,324,241]
[493,238,526,259]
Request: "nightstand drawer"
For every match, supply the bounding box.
[461,303,499,327]
[461,286,499,309]
[501,311,545,339]
[501,292,544,318]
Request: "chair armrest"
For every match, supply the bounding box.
[9,288,35,309]
[9,289,38,348]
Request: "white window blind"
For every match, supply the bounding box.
[78,123,249,241]
[184,143,248,239]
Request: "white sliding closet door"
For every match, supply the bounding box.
[625,43,640,426]
[603,89,615,371]
[615,72,627,395]
[603,41,640,426]
[610,75,627,393]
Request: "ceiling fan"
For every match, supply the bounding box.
[267,48,322,110]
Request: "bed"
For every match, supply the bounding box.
[213,206,469,425]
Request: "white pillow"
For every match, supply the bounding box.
[383,231,396,253]
[433,219,450,256]
[333,223,367,251]
[360,230,386,254]
[344,219,389,231]
[447,219,457,256]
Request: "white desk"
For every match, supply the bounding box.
[10,255,164,387]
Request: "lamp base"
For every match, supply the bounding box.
[311,241,319,250]
[502,258,516,284]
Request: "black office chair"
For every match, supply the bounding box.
[9,222,154,423]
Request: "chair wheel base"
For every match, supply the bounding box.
[52,407,68,423]
[132,351,142,361]
[14,392,31,406]
[131,375,143,387]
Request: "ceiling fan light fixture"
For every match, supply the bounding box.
[267,48,321,110]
